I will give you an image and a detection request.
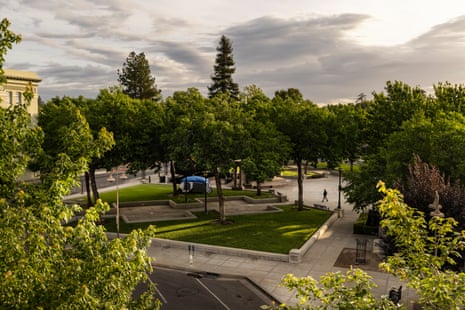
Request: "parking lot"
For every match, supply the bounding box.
[140,266,279,309]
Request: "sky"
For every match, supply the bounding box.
[2,0,465,105]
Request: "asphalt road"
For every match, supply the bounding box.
[135,266,278,310]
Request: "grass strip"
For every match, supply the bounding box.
[104,205,331,254]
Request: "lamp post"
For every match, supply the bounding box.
[204,172,208,214]
[107,167,128,238]
[337,168,342,217]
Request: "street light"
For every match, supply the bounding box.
[337,168,342,209]
[204,171,208,214]
[107,168,128,238]
[337,168,342,217]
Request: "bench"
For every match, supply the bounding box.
[388,285,402,305]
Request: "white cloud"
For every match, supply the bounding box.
[2,0,465,104]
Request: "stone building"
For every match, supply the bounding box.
[0,69,42,120]
[0,69,42,181]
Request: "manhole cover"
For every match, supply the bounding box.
[176,287,199,297]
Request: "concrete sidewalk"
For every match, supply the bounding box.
[145,175,417,309]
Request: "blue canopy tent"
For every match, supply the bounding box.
[178,176,212,193]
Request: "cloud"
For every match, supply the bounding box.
[3,2,465,104]
[222,14,386,101]
[223,13,465,103]
[35,63,116,99]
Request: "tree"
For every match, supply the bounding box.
[240,86,290,195]
[326,103,367,171]
[433,82,465,115]
[118,51,162,101]
[0,18,21,83]
[80,88,159,204]
[401,156,465,234]
[356,92,367,104]
[0,17,34,197]
[272,91,328,210]
[208,35,239,99]
[365,80,428,154]
[384,112,465,185]
[377,182,465,309]
[344,81,429,209]
[194,93,247,222]
[162,88,209,194]
[125,97,165,175]
[272,268,395,310]
[0,20,159,308]
[36,96,114,200]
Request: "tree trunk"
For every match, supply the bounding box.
[84,171,92,208]
[297,159,304,211]
[256,180,262,196]
[90,166,99,204]
[170,161,178,195]
[214,168,226,223]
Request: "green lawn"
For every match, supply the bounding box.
[98,183,274,204]
[104,206,331,254]
[80,184,332,254]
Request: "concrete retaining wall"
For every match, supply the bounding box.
[152,238,289,262]
[289,211,338,263]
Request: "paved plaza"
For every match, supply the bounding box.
[69,172,417,309]
[145,174,416,309]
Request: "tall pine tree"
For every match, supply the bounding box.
[117,51,162,101]
[208,35,239,99]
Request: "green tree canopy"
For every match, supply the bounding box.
[0,20,159,308]
[365,80,428,154]
[193,93,247,222]
[36,96,114,189]
[208,35,239,99]
[240,86,291,195]
[118,51,162,101]
[0,18,21,83]
[272,91,328,210]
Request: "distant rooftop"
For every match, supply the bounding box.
[4,69,41,82]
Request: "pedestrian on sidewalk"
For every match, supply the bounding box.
[322,189,328,202]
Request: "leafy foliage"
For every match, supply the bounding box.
[377,182,465,309]
[118,51,162,101]
[272,92,329,210]
[0,19,159,309]
[267,268,397,309]
[36,96,114,186]
[0,18,21,83]
[239,86,290,195]
[208,35,239,99]
[270,183,465,309]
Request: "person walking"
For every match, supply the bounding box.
[322,189,328,202]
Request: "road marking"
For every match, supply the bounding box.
[155,286,168,304]
[196,279,231,310]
